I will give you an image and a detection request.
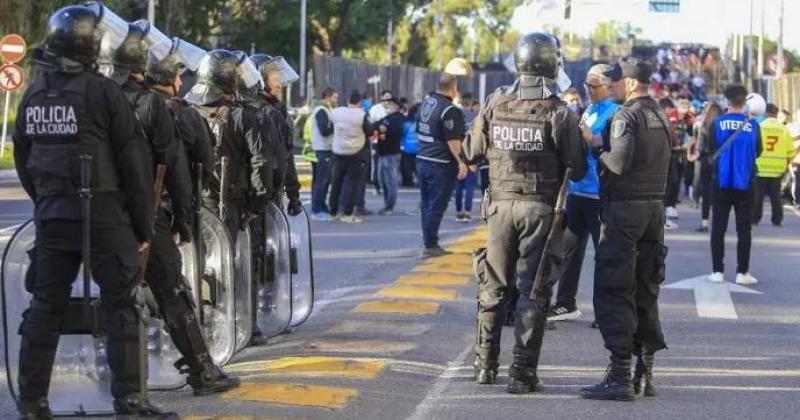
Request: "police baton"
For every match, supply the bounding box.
[530,167,573,299]
[140,164,167,280]
[219,156,230,219]
[78,154,93,324]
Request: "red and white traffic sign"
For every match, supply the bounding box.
[0,34,26,64]
[0,63,25,92]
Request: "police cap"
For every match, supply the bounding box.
[618,57,652,84]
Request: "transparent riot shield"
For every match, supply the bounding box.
[256,202,292,337]
[284,204,315,327]
[141,285,185,390]
[233,224,252,352]
[194,208,236,365]
[2,220,114,415]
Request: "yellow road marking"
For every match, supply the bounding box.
[264,357,386,379]
[304,339,416,354]
[378,285,457,301]
[353,299,441,314]
[414,262,473,275]
[427,252,474,265]
[223,382,357,410]
[327,319,433,336]
[395,273,469,286]
[183,417,296,420]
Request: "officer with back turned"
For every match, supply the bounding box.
[463,32,586,394]
[12,5,174,418]
[581,58,671,401]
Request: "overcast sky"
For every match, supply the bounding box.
[512,0,799,51]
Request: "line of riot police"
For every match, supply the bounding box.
[3,3,313,419]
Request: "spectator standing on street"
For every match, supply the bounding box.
[454,93,478,222]
[707,85,762,286]
[400,103,420,187]
[694,102,723,232]
[329,91,372,223]
[416,72,469,257]
[374,93,405,215]
[550,64,622,322]
[310,87,339,221]
[752,103,795,227]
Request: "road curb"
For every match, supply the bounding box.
[0,169,17,180]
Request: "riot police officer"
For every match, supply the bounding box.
[143,38,242,394]
[463,32,586,393]
[12,5,174,418]
[580,58,671,401]
[250,53,303,215]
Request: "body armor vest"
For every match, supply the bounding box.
[21,73,120,198]
[487,95,560,201]
[416,93,457,164]
[603,99,672,201]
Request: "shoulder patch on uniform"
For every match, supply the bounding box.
[444,119,455,131]
[611,119,627,138]
[420,98,437,123]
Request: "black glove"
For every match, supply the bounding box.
[172,219,192,244]
[287,197,303,216]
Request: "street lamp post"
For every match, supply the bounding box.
[300,0,307,99]
[148,0,155,22]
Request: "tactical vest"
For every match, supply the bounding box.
[603,100,672,201]
[195,104,250,201]
[486,96,559,201]
[416,93,457,164]
[20,73,120,198]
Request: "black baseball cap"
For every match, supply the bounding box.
[618,57,653,84]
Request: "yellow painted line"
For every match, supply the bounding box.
[428,252,474,265]
[378,285,457,301]
[414,262,473,275]
[353,299,441,314]
[223,382,357,410]
[327,319,433,336]
[304,339,416,354]
[395,273,469,286]
[264,356,386,379]
[183,417,296,420]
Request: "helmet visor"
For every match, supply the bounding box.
[90,2,129,51]
[238,56,264,89]
[262,56,299,87]
[172,38,206,72]
[143,24,172,63]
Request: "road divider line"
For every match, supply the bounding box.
[377,285,458,301]
[303,339,416,354]
[223,382,358,410]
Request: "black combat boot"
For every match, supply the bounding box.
[113,394,179,419]
[506,350,540,394]
[633,352,656,397]
[474,311,502,385]
[580,355,635,401]
[17,398,53,420]
[187,359,241,396]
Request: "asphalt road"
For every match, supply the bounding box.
[0,176,798,420]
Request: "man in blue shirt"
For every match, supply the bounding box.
[549,64,622,322]
[707,85,762,285]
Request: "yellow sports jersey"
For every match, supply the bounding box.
[756,118,795,178]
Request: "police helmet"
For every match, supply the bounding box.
[184,49,239,105]
[146,38,207,86]
[39,5,102,68]
[514,32,560,79]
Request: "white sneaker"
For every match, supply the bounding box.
[666,206,679,219]
[736,273,758,285]
[664,219,679,230]
[339,215,363,224]
[708,272,724,283]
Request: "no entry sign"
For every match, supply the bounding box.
[0,63,24,92]
[0,34,26,64]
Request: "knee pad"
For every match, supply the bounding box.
[19,299,66,337]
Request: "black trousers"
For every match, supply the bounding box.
[400,152,416,187]
[19,220,143,402]
[594,201,667,357]
[554,195,601,309]
[329,153,366,216]
[752,176,783,226]
[695,161,713,220]
[711,188,753,274]
[664,152,682,208]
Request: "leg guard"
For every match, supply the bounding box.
[507,296,548,394]
[633,348,656,397]
[17,300,64,405]
[102,292,146,399]
[157,282,212,375]
[474,310,503,384]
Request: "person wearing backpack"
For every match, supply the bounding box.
[707,85,762,286]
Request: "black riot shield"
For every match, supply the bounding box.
[180,207,237,365]
[2,221,114,415]
[284,202,315,327]
[255,202,292,337]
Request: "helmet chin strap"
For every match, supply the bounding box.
[516,74,558,100]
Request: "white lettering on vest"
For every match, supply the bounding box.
[25,105,79,136]
[491,124,545,151]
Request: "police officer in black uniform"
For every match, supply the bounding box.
[464,32,586,393]
[13,5,174,418]
[143,39,242,394]
[580,58,671,401]
[250,53,303,216]
[185,50,274,246]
